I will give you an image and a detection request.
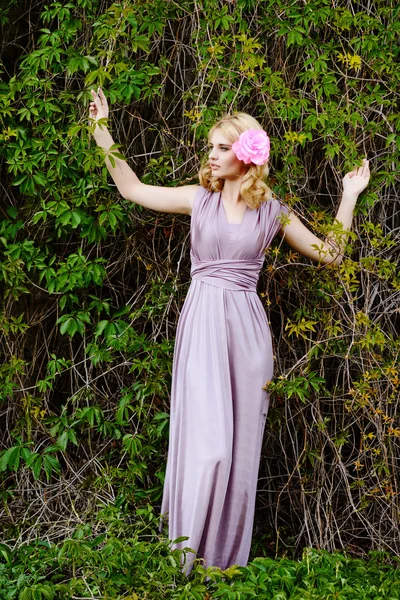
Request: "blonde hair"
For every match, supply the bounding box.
[198,112,273,210]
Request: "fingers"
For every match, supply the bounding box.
[352,159,370,178]
[360,158,370,178]
[343,159,370,182]
[90,88,102,108]
[89,88,108,119]
[90,87,107,105]
[89,93,97,116]
[98,87,107,104]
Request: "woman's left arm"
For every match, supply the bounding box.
[278,159,370,265]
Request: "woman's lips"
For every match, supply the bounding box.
[211,164,219,169]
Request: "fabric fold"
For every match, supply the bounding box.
[191,257,264,291]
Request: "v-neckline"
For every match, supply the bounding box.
[219,192,248,226]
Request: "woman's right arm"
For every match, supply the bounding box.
[89,88,197,215]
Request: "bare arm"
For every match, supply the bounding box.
[89,88,197,214]
[278,159,370,265]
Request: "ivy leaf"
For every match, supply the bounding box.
[0,446,21,472]
[43,454,61,481]
[131,35,150,53]
[33,172,47,186]
[57,431,69,451]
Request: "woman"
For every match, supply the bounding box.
[89,88,370,575]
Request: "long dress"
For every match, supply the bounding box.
[160,186,289,575]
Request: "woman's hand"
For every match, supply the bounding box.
[342,158,370,198]
[89,87,109,123]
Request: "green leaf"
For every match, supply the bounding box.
[6,206,18,219]
[70,211,81,228]
[68,124,82,137]
[386,133,396,147]
[68,429,78,446]
[131,35,150,53]
[32,173,47,186]
[95,320,109,337]
[31,455,43,480]
[0,542,12,562]
[12,174,28,186]
[109,151,126,161]
[0,446,21,472]
[59,318,72,335]
[57,431,69,451]
[43,454,61,481]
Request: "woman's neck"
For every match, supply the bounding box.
[221,178,245,205]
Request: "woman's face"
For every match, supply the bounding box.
[208,130,246,180]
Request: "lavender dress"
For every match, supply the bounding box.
[160,186,288,574]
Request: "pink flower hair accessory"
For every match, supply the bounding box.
[231,129,270,165]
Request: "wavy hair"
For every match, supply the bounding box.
[198,112,273,210]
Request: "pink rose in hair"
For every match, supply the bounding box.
[231,129,270,165]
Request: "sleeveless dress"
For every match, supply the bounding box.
[160,186,289,575]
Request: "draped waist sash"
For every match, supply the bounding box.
[190,257,264,292]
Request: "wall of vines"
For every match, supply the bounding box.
[0,0,399,558]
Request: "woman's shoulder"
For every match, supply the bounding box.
[258,195,291,240]
[187,185,212,215]
[260,194,289,213]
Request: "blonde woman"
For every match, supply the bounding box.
[89,88,370,575]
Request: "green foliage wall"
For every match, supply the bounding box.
[0,0,399,560]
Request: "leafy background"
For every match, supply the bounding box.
[0,0,399,597]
